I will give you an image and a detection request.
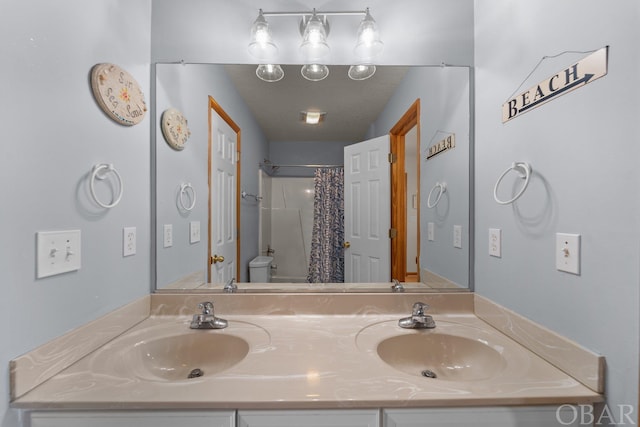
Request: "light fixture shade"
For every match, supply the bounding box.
[248,10,278,60]
[300,11,330,62]
[301,64,329,81]
[348,64,376,80]
[256,64,284,82]
[354,8,383,62]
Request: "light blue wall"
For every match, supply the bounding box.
[154,64,270,284]
[474,0,640,422]
[0,1,152,426]
[372,67,471,288]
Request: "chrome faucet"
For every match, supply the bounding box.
[223,277,237,293]
[391,279,405,292]
[399,302,436,329]
[190,301,228,329]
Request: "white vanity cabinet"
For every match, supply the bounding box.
[237,409,380,427]
[383,406,586,427]
[29,410,236,427]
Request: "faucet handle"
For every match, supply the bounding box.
[198,301,214,315]
[412,302,429,316]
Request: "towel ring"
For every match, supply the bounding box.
[179,182,196,211]
[427,182,447,208]
[493,162,532,205]
[89,163,123,209]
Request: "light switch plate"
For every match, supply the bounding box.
[428,222,434,241]
[163,224,173,248]
[37,230,81,278]
[453,225,462,248]
[123,227,136,256]
[489,228,501,257]
[190,221,201,243]
[556,233,580,275]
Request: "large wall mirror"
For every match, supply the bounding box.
[153,63,471,293]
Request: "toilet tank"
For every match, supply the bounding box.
[249,256,273,282]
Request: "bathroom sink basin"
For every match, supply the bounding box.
[90,318,270,383]
[356,318,531,382]
[377,333,506,381]
[125,332,249,382]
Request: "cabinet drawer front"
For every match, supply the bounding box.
[238,409,380,427]
[30,411,235,427]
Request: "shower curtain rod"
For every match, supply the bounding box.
[260,162,343,168]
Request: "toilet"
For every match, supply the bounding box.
[249,256,273,282]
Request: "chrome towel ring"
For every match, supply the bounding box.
[89,163,123,209]
[493,162,532,205]
[427,182,447,208]
[179,182,197,211]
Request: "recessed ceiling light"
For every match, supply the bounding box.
[300,111,326,125]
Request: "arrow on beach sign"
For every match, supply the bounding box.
[502,46,608,123]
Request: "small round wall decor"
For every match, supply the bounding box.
[161,108,191,150]
[90,63,147,126]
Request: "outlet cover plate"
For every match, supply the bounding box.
[190,221,201,243]
[36,230,81,278]
[123,227,136,256]
[453,225,462,248]
[428,222,434,241]
[163,224,173,248]
[489,228,501,258]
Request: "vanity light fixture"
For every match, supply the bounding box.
[248,9,278,61]
[348,64,377,80]
[353,8,384,63]
[300,111,326,125]
[256,64,284,82]
[248,8,383,82]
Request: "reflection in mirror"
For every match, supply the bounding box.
[154,63,471,293]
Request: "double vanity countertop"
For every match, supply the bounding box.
[10,292,604,410]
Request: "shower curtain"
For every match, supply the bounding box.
[307,167,344,283]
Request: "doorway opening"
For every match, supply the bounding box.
[390,99,421,282]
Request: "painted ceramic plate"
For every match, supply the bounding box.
[161,108,191,150]
[90,63,147,126]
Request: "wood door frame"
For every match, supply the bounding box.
[208,96,241,282]
[389,99,420,282]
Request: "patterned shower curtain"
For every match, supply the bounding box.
[307,167,344,283]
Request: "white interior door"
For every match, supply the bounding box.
[343,135,391,283]
[209,108,237,283]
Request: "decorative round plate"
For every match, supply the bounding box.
[90,63,147,126]
[161,108,191,150]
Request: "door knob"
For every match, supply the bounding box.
[343,242,351,248]
[211,254,225,264]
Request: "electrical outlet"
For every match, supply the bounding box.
[36,230,81,278]
[489,228,501,257]
[190,221,201,243]
[453,225,462,248]
[428,222,434,241]
[164,224,173,248]
[123,227,136,256]
[556,233,580,275]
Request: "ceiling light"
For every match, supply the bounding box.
[255,64,284,82]
[248,9,278,61]
[300,111,326,125]
[354,8,383,62]
[299,10,330,62]
[348,64,376,80]
[301,64,329,81]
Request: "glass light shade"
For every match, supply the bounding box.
[348,64,376,81]
[301,64,329,81]
[354,9,383,62]
[248,11,278,61]
[299,12,330,62]
[256,64,284,82]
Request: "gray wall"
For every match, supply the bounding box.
[372,66,471,287]
[0,1,152,426]
[474,0,639,421]
[155,64,270,284]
